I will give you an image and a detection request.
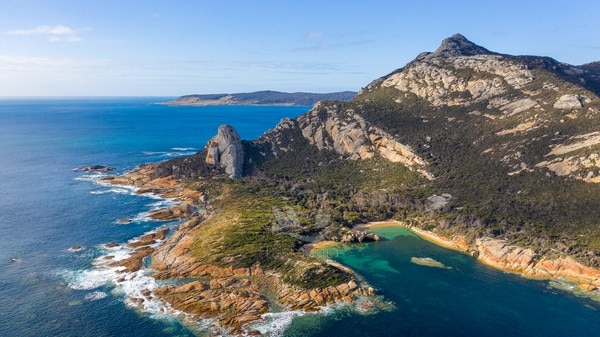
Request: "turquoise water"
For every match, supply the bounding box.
[1,98,599,336]
[285,227,600,336]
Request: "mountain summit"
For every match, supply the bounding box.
[429,33,494,58]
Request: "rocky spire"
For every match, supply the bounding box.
[430,33,493,58]
[205,124,244,179]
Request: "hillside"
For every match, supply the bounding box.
[159,34,600,265]
[163,90,356,106]
[110,34,600,333]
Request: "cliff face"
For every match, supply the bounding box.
[257,101,433,179]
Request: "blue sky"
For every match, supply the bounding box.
[1,0,599,96]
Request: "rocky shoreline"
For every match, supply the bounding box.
[363,221,600,294]
[101,159,600,334]
[102,165,378,335]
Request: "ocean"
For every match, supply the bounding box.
[0,98,599,336]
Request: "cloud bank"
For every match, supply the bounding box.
[6,25,89,42]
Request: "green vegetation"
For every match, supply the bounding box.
[180,178,353,289]
[154,47,600,280]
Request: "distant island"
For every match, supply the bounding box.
[161,90,356,106]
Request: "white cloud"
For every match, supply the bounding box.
[305,31,324,39]
[5,25,89,42]
[0,54,111,72]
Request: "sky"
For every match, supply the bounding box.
[1,0,600,96]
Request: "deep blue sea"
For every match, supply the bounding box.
[1,98,599,337]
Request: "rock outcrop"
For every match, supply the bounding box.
[260,102,433,179]
[476,237,600,289]
[148,202,196,220]
[554,94,584,110]
[405,222,600,290]
[154,278,269,333]
[205,124,244,179]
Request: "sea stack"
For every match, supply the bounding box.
[205,124,244,179]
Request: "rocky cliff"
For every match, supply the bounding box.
[106,33,600,334]
[205,124,244,179]
[256,101,433,179]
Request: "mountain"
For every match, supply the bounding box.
[163,90,357,106]
[109,34,600,333]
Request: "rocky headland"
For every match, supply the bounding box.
[103,162,378,335]
[163,90,356,106]
[99,33,600,334]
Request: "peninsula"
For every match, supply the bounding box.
[103,34,600,335]
[162,90,356,106]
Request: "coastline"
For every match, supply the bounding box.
[156,101,296,107]
[101,165,379,335]
[356,220,600,296]
[100,163,600,334]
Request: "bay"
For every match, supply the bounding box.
[286,227,600,337]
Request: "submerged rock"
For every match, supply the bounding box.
[73,165,115,173]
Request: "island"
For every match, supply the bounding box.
[161,90,356,106]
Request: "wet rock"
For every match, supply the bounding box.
[126,228,169,248]
[73,165,115,173]
[154,277,268,333]
[110,246,154,273]
[148,203,195,220]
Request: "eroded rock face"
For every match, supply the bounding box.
[205,124,244,179]
[148,203,195,221]
[408,225,600,290]
[381,54,534,108]
[288,102,433,179]
[475,237,600,287]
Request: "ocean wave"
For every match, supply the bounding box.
[142,150,196,158]
[90,187,132,195]
[250,311,306,337]
[84,291,108,301]
[62,267,119,290]
[166,151,196,157]
[74,173,108,182]
[113,210,155,225]
[146,199,178,209]
[61,228,178,318]
[171,147,195,151]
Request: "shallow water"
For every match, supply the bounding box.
[287,227,600,337]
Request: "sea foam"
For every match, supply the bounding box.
[62,228,180,319]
